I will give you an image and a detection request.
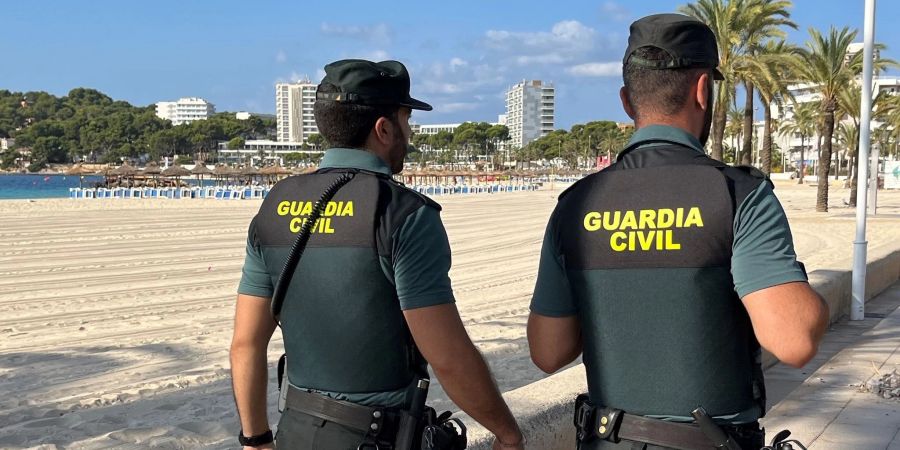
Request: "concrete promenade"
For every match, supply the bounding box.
[761,281,900,449]
[465,256,900,449]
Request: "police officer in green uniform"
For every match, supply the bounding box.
[230,59,524,450]
[526,14,830,450]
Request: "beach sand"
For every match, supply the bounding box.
[1,180,899,449]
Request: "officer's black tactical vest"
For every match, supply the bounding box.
[555,143,768,418]
[249,168,433,394]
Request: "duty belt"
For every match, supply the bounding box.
[285,385,402,439]
[574,394,754,450]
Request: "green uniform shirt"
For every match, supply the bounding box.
[531,125,807,423]
[238,148,455,406]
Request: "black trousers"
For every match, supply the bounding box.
[576,422,765,450]
[275,407,372,450]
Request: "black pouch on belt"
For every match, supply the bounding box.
[420,407,467,450]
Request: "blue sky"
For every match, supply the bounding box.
[2,0,897,128]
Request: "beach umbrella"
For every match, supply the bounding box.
[65,163,94,189]
[142,161,162,186]
[191,161,213,187]
[142,161,161,175]
[214,164,236,186]
[240,165,260,183]
[260,163,293,185]
[111,162,136,176]
[110,162,137,188]
[162,164,191,186]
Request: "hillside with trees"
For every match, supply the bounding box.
[0,88,274,171]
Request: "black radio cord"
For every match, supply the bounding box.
[270,172,356,324]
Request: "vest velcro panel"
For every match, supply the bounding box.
[554,150,761,417]
[252,171,419,393]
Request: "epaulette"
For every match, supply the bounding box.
[732,165,774,189]
[387,177,442,211]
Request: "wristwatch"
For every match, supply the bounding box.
[238,429,273,447]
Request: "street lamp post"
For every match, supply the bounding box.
[851,0,877,321]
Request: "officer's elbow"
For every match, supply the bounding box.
[530,351,567,374]
[766,335,820,369]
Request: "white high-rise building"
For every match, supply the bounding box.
[155,97,215,126]
[506,80,555,148]
[276,80,318,144]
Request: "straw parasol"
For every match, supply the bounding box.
[162,164,191,186]
[214,164,236,185]
[143,161,162,175]
[65,163,94,189]
[260,163,292,176]
[111,162,136,176]
[240,165,260,176]
[191,161,213,187]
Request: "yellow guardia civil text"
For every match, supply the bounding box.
[276,200,355,234]
[582,207,704,252]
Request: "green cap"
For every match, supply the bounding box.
[624,13,724,80]
[317,59,432,111]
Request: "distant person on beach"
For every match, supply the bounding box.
[230,59,522,449]
[527,14,829,450]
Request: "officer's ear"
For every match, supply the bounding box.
[620,87,636,120]
[373,116,396,146]
[695,72,712,112]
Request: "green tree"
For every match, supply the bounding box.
[794,26,896,211]
[837,87,895,205]
[680,0,740,161]
[752,39,800,174]
[228,137,246,150]
[779,102,817,184]
[307,133,326,150]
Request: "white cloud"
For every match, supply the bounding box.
[601,1,630,22]
[355,49,390,61]
[568,62,621,77]
[449,57,467,71]
[320,23,392,45]
[482,20,598,66]
[275,50,287,64]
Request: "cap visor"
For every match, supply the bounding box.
[713,68,725,81]
[401,97,433,111]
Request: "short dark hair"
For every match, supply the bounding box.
[623,46,708,118]
[313,83,399,148]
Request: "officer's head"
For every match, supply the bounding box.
[314,59,432,174]
[620,14,722,145]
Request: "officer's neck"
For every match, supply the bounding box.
[634,114,703,142]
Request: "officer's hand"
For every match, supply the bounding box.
[492,433,525,450]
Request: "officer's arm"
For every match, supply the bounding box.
[527,313,582,373]
[404,304,523,446]
[741,283,828,368]
[527,211,581,374]
[732,182,829,368]
[230,294,277,442]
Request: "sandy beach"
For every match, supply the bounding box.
[1,180,899,449]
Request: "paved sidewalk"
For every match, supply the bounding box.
[761,281,900,449]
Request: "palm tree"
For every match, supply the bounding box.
[733,0,796,166]
[836,86,894,205]
[726,106,744,163]
[779,102,817,184]
[681,0,795,164]
[793,26,867,211]
[680,0,739,161]
[751,39,800,174]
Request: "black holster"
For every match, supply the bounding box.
[420,407,467,450]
